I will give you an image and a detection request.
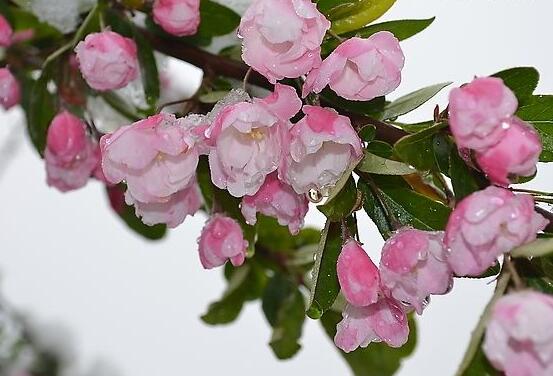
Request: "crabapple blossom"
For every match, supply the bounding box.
[45,111,100,192]
[100,113,201,203]
[475,117,542,186]
[239,0,330,83]
[153,0,200,37]
[198,214,248,269]
[0,14,13,47]
[335,297,409,353]
[483,291,553,376]
[75,31,139,91]
[207,84,301,197]
[445,186,548,277]
[337,239,380,307]
[240,173,308,235]
[380,228,453,314]
[303,32,405,101]
[282,105,363,195]
[448,77,518,151]
[125,182,201,228]
[0,68,21,110]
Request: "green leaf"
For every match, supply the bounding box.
[359,125,376,143]
[358,181,393,239]
[196,156,214,210]
[357,150,416,175]
[322,18,435,55]
[517,95,553,122]
[455,272,510,376]
[511,238,553,258]
[202,263,266,325]
[262,274,306,359]
[199,90,230,104]
[132,28,160,109]
[25,71,58,156]
[366,140,393,158]
[376,183,452,230]
[324,0,398,35]
[381,82,452,120]
[306,220,343,319]
[197,0,241,38]
[532,121,553,162]
[492,67,539,104]
[320,310,417,376]
[106,185,167,241]
[448,145,482,200]
[318,176,358,221]
[320,89,386,117]
[394,124,446,171]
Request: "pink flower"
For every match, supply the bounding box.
[282,105,362,194]
[0,68,21,110]
[445,186,548,277]
[153,0,200,37]
[0,14,13,47]
[45,111,100,192]
[198,214,248,269]
[448,77,518,151]
[380,228,452,314]
[240,172,308,234]
[75,31,139,91]
[100,113,200,203]
[207,84,301,197]
[303,32,405,101]
[483,291,553,376]
[335,297,409,353]
[125,182,202,228]
[239,0,330,84]
[476,117,542,186]
[337,239,380,307]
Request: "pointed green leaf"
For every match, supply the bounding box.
[318,176,358,221]
[358,181,393,239]
[381,82,452,120]
[394,124,446,171]
[326,0,398,35]
[492,67,539,104]
[531,121,553,162]
[357,150,416,175]
[511,238,553,258]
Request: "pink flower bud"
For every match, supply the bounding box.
[448,77,518,151]
[45,111,100,192]
[483,291,553,376]
[241,172,308,235]
[207,84,301,197]
[476,117,541,186]
[335,297,409,353]
[239,0,330,84]
[75,31,139,91]
[125,182,201,228]
[282,105,362,194]
[0,14,13,47]
[380,229,453,314]
[0,68,21,110]
[445,186,548,277]
[100,113,201,203]
[198,214,248,269]
[303,32,405,101]
[337,239,380,307]
[153,0,200,37]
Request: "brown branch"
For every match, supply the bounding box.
[141,30,408,144]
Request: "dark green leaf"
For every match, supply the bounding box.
[197,0,240,38]
[449,145,481,200]
[461,342,498,376]
[394,124,446,170]
[318,177,358,221]
[320,310,417,376]
[381,82,452,120]
[263,274,306,359]
[492,67,539,104]
[196,156,214,210]
[376,184,452,230]
[25,71,58,155]
[359,125,376,143]
[517,95,553,122]
[532,121,553,162]
[357,150,416,175]
[320,89,386,117]
[306,220,343,319]
[132,28,160,109]
[106,185,167,241]
[432,132,451,174]
[366,140,393,158]
[202,263,266,325]
[358,181,393,239]
[322,18,435,55]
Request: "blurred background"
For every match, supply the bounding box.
[1,0,553,375]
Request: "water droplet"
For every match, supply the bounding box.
[308,189,323,203]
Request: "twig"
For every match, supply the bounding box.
[505,256,525,290]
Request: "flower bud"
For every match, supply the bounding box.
[198,214,248,269]
[0,68,21,110]
[0,14,13,47]
[153,0,200,37]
